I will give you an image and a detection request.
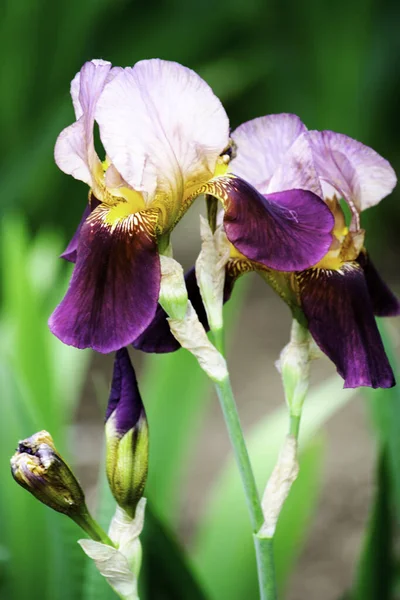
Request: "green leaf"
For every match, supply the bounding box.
[192,376,359,600]
[365,322,400,520]
[0,217,90,600]
[352,450,392,600]
[140,503,208,600]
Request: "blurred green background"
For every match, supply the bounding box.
[1,0,399,249]
[1,0,400,599]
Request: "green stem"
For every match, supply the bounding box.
[213,327,277,600]
[289,413,301,439]
[73,508,114,546]
[255,536,277,599]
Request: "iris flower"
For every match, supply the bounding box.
[137,114,399,389]
[51,60,333,353]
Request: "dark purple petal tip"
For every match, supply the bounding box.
[299,263,395,389]
[106,348,144,435]
[215,176,334,272]
[61,196,101,263]
[49,206,161,354]
[357,252,400,317]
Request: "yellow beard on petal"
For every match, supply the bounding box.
[104,200,148,232]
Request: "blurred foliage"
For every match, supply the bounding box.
[1,0,400,598]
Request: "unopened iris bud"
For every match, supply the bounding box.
[276,318,312,436]
[10,430,85,518]
[105,348,149,519]
[158,254,188,320]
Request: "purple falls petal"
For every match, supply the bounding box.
[203,175,334,271]
[357,252,400,317]
[133,264,238,353]
[61,195,101,263]
[106,348,144,435]
[298,263,395,389]
[49,206,161,354]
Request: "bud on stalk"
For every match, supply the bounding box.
[105,348,149,519]
[10,430,110,543]
[11,430,85,517]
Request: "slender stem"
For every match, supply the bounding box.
[214,376,263,531]
[73,508,114,546]
[212,327,277,600]
[255,536,277,599]
[289,413,301,439]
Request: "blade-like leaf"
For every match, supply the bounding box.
[365,321,400,520]
[140,503,208,600]
[352,450,392,600]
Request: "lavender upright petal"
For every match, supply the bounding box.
[298,263,395,388]
[308,130,397,213]
[49,206,161,353]
[231,114,307,194]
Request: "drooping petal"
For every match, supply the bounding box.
[106,348,144,435]
[357,252,400,317]
[55,60,118,186]
[60,194,101,263]
[308,130,397,214]
[198,175,334,271]
[231,114,307,194]
[95,59,229,216]
[298,263,395,388]
[49,206,161,353]
[133,264,238,353]
[60,205,91,263]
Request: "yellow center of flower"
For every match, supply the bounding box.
[314,197,364,270]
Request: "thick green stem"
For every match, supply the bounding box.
[213,328,278,600]
[255,536,277,600]
[73,508,114,546]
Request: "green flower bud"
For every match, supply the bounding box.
[105,349,149,519]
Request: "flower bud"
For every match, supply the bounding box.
[10,430,86,518]
[195,215,230,332]
[276,318,311,418]
[105,348,149,519]
[158,255,188,320]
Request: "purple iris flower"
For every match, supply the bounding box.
[136,114,399,389]
[231,115,399,388]
[51,60,333,354]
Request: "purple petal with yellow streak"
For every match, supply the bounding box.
[202,175,333,271]
[298,263,395,388]
[49,205,160,353]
